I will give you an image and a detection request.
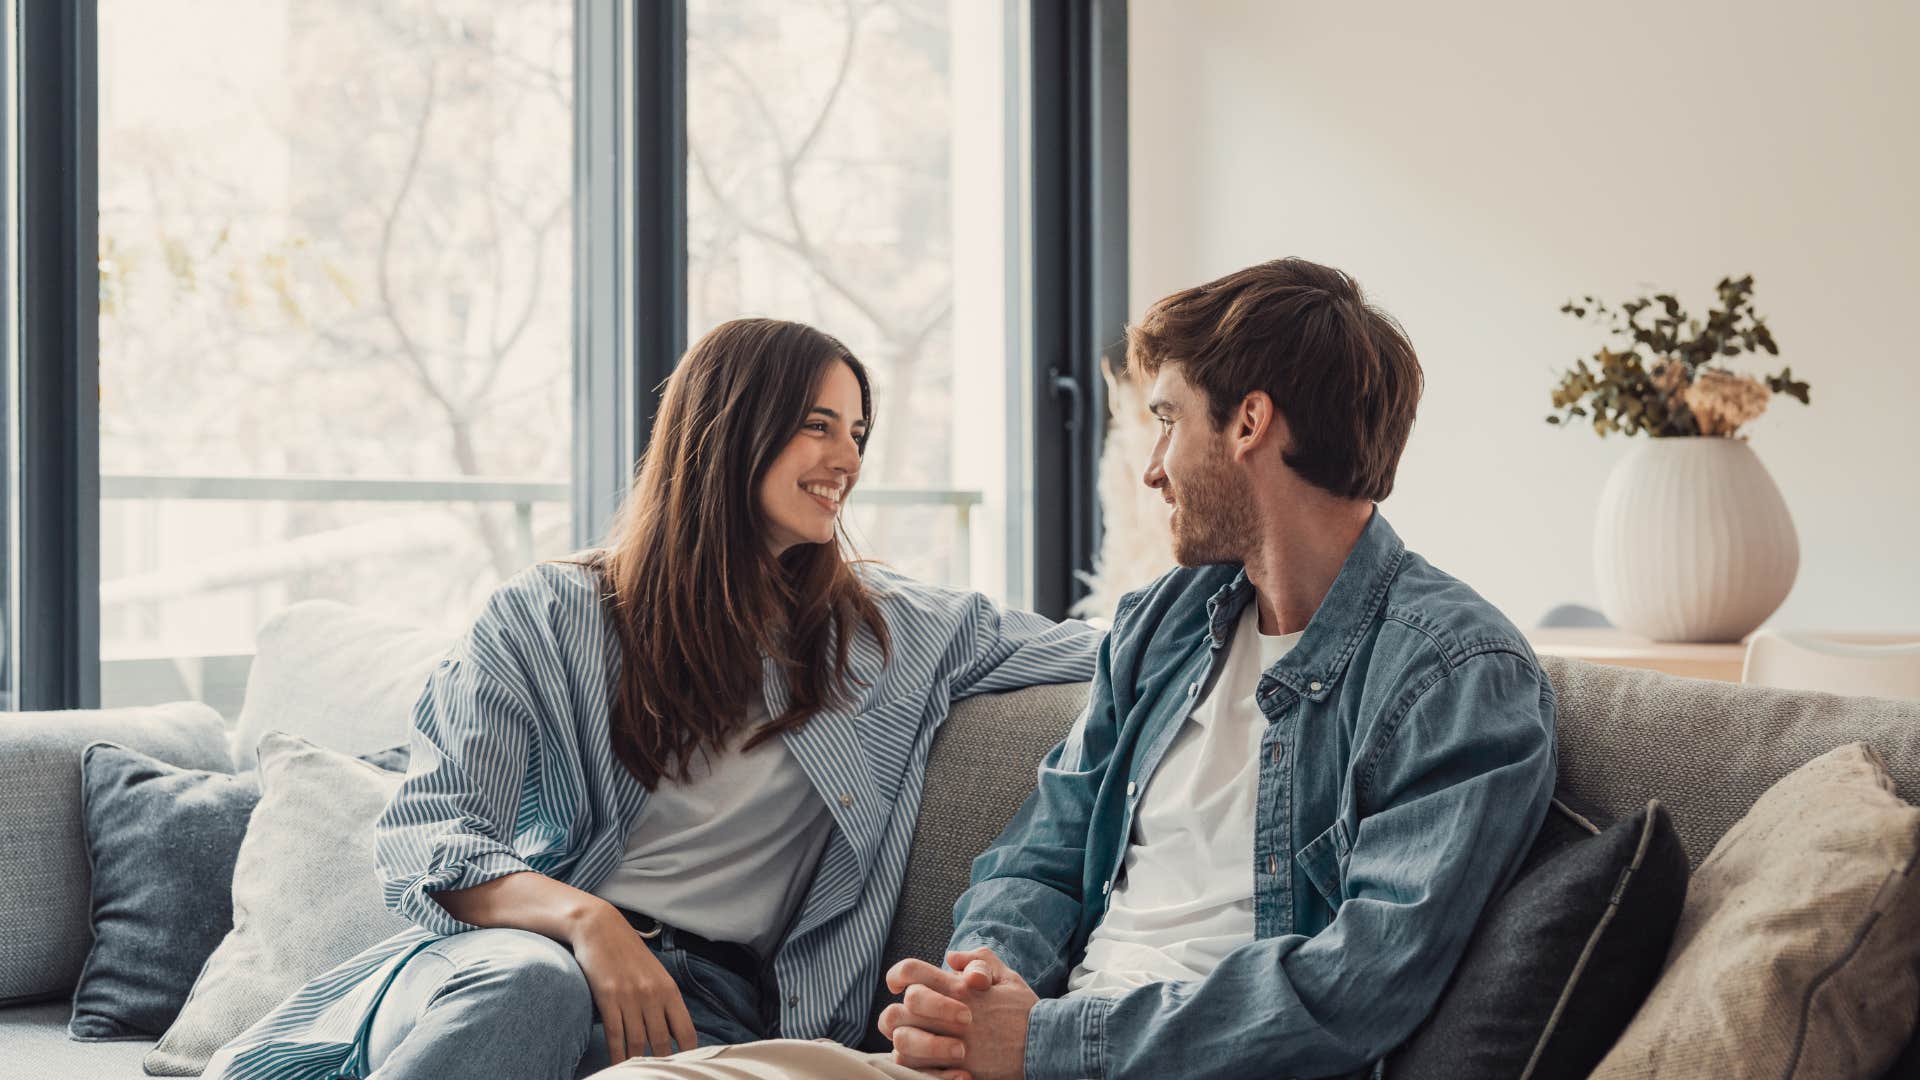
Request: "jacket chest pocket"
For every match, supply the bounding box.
[1294,819,1352,909]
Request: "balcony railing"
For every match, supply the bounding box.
[100,472,985,596]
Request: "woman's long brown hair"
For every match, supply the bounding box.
[559,318,891,789]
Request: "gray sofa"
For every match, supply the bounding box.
[7,598,1920,1078]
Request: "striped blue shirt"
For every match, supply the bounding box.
[203,558,1100,1079]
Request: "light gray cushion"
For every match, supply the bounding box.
[229,600,452,770]
[0,703,229,1006]
[1543,656,1920,867]
[146,732,412,1076]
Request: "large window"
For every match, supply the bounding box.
[687,0,1027,604]
[94,1,575,711]
[10,0,1121,713]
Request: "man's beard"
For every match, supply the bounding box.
[1167,447,1255,567]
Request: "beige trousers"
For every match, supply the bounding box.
[583,1039,928,1079]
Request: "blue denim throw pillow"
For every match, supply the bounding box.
[67,740,408,1041]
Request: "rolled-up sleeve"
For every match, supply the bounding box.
[374,577,583,937]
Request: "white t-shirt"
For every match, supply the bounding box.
[591,705,836,958]
[1067,603,1302,998]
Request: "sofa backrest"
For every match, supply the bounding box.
[873,657,1920,1033]
[1543,655,1920,869]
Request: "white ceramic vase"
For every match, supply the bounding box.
[1593,436,1799,643]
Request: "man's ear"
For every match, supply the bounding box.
[1231,391,1277,461]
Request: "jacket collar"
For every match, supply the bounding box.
[1202,505,1405,703]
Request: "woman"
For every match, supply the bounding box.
[204,319,1100,1080]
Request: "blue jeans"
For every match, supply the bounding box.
[361,928,768,1079]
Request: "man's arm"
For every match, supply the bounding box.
[945,594,1138,995]
[1022,649,1557,1080]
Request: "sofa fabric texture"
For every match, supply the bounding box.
[1543,656,1920,868]
[0,703,230,1007]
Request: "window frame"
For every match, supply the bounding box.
[11,0,1125,708]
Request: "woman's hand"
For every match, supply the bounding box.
[566,901,699,1064]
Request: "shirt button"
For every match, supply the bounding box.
[1187,681,1199,697]
[1102,879,1112,895]
[787,994,799,1007]
[838,794,854,808]
[1309,680,1323,692]
[1126,781,1137,797]
[1270,743,1281,764]
[1268,854,1279,875]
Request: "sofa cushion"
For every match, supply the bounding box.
[1389,800,1688,1079]
[1542,656,1920,866]
[0,703,230,1007]
[69,742,408,1041]
[146,733,413,1076]
[1591,743,1920,1078]
[2,1000,155,1078]
[229,599,451,769]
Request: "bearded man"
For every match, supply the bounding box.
[880,257,1558,1080]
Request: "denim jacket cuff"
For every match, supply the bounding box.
[1024,994,1111,1080]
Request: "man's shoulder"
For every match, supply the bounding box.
[1375,549,1537,673]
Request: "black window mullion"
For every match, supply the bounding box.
[1031,0,1127,621]
[16,0,98,710]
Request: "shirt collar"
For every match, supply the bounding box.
[1201,505,1406,703]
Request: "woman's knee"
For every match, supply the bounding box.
[439,928,592,1025]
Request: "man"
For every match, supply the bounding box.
[592,257,1555,1080]
[879,257,1557,1079]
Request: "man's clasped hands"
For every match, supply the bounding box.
[880,948,1036,1080]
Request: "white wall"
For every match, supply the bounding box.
[1129,0,1920,632]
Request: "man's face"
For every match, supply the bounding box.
[1143,364,1255,567]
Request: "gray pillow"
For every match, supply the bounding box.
[145,732,415,1076]
[68,742,408,1041]
[0,703,230,1007]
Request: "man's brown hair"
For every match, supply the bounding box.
[1126,257,1423,501]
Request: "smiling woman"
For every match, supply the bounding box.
[197,312,1102,1080]
[761,360,871,554]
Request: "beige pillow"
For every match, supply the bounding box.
[145,731,411,1076]
[1592,742,1920,1079]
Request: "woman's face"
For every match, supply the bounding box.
[760,359,868,555]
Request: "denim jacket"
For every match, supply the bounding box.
[949,509,1557,1080]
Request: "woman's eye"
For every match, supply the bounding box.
[804,421,829,434]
